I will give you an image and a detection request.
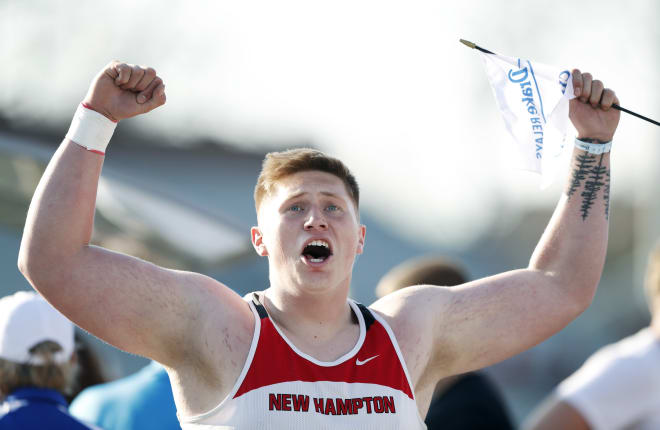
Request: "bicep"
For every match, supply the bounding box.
[39,245,249,365]
[379,269,586,379]
[434,270,585,375]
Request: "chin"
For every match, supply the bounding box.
[294,272,337,292]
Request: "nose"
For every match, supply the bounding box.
[304,207,328,231]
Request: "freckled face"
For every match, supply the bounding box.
[252,171,366,291]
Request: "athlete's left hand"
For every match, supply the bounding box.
[569,69,620,142]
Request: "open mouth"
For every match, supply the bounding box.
[301,240,333,264]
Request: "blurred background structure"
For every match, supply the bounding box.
[1,0,658,423]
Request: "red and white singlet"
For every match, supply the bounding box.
[179,293,427,429]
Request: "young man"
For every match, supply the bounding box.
[0,291,98,430]
[524,241,660,430]
[18,61,619,429]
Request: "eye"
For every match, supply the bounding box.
[326,204,339,212]
[289,204,303,212]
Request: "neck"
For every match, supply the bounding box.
[264,281,354,341]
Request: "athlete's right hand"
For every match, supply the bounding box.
[82,61,166,122]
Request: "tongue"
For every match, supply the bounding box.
[304,254,326,263]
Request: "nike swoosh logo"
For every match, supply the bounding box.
[356,355,379,366]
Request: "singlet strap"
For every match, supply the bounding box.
[251,295,268,319]
[355,302,375,331]
[253,293,372,329]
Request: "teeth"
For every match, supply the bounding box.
[310,258,324,263]
[308,240,329,248]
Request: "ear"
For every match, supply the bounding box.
[356,224,366,255]
[251,226,269,257]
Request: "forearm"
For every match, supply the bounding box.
[19,61,165,287]
[529,147,610,303]
[416,72,619,378]
[18,140,104,286]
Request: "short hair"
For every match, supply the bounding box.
[0,341,77,397]
[644,240,660,307]
[376,255,469,298]
[254,148,360,215]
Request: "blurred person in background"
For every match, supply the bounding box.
[524,240,660,430]
[69,360,180,430]
[376,255,514,429]
[67,332,108,404]
[18,60,619,429]
[0,291,99,429]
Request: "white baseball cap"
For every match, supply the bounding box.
[0,291,74,365]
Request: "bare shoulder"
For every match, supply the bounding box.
[369,285,454,386]
[369,284,453,331]
[176,271,255,366]
[169,273,257,416]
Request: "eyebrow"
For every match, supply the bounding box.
[278,191,347,210]
[285,191,343,200]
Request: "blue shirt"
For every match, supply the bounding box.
[70,361,180,430]
[0,387,98,429]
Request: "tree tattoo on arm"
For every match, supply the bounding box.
[567,152,611,220]
[567,153,596,198]
[603,170,611,219]
[580,154,607,220]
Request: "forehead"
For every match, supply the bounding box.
[257,171,360,222]
[271,170,350,201]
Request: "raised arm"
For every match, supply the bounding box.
[17,62,253,368]
[373,69,620,385]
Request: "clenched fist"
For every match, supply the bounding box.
[82,61,166,122]
[569,69,620,142]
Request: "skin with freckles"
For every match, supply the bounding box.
[18,62,620,420]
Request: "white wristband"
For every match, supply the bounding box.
[65,103,117,155]
[574,137,612,155]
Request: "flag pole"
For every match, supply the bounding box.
[460,39,659,127]
[459,39,495,55]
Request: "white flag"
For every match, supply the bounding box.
[478,52,576,186]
